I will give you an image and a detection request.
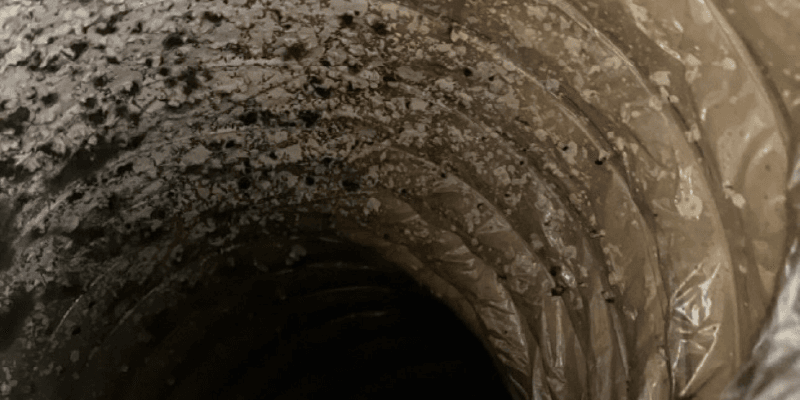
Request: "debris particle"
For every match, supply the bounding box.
[650,71,671,86]
[182,145,212,166]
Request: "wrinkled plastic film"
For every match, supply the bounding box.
[0,0,798,399]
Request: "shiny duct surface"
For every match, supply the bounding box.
[0,0,799,399]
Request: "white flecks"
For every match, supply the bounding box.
[493,166,512,186]
[328,0,369,16]
[286,244,307,266]
[602,55,623,69]
[450,27,469,43]
[534,129,549,142]
[559,268,577,289]
[181,145,212,166]
[685,123,701,143]
[648,95,663,111]
[282,144,303,163]
[651,70,671,86]
[724,186,747,209]
[435,78,455,92]
[545,78,560,92]
[581,89,598,102]
[365,197,381,215]
[738,264,747,274]
[597,149,611,164]
[564,36,582,57]
[721,57,737,71]
[684,53,703,83]
[685,53,703,67]
[628,1,649,24]
[675,166,703,219]
[408,98,427,111]
[527,4,548,20]
[561,141,579,165]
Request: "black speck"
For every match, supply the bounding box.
[131,21,143,34]
[514,116,530,127]
[41,93,59,107]
[68,41,89,59]
[309,76,323,85]
[86,109,106,126]
[128,113,141,127]
[151,209,167,220]
[339,14,354,27]
[162,33,184,50]
[82,97,97,109]
[115,105,129,119]
[225,140,236,148]
[144,58,153,67]
[341,179,360,192]
[106,56,119,64]
[178,67,201,95]
[0,292,34,352]
[286,43,306,60]
[0,107,30,135]
[488,75,495,81]
[202,11,224,25]
[371,22,389,35]
[551,286,565,296]
[165,76,178,88]
[18,50,42,69]
[298,110,320,128]
[93,76,108,88]
[41,55,60,73]
[321,157,332,165]
[314,86,331,98]
[260,109,278,125]
[47,37,55,44]
[96,12,125,35]
[37,142,59,157]
[348,63,361,74]
[595,159,604,165]
[67,191,84,202]
[562,145,569,151]
[106,192,118,211]
[269,151,278,160]
[320,60,331,67]
[382,73,396,82]
[239,111,258,126]
[122,81,140,97]
[116,162,133,176]
[304,176,315,186]
[237,177,251,190]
